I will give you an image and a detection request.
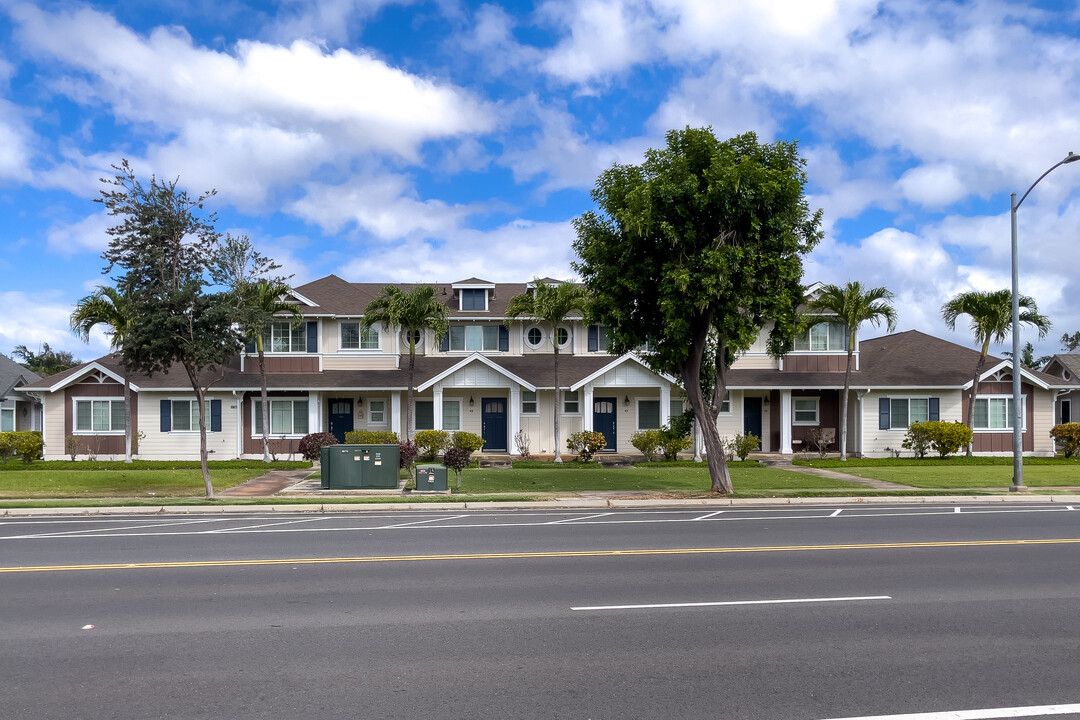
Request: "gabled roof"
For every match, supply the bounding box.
[416,353,536,392]
[451,277,495,287]
[20,355,135,393]
[569,353,677,391]
[0,354,42,398]
[1044,354,1080,384]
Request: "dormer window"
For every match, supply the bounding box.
[793,322,848,352]
[460,289,487,311]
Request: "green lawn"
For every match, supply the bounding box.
[795,457,1080,488]
[0,460,309,498]
[456,464,864,493]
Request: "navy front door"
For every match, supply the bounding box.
[743,396,762,449]
[481,397,507,452]
[593,397,617,452]
[328,398,354,443]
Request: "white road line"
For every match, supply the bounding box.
[4,517,236,539]
[955,507,963,513]
[571,595,891,611]
[547,513,613,525]
[692,511,725,521]
[376,514,470,529]
[207,518,328,533]
[830,509,844,517]
[818,702,1080,719]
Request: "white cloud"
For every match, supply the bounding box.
[457,4,543,76]
[265,0,414,44]
[0,291,100,358]
[539,0,657,84]
[45,211,114,257]
[896,164,967,208]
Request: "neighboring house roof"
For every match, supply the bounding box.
[728,330,1070,390]
[1044,354,1080,384]
[0,354,42,398]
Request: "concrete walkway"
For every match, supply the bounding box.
[759,458,917,491]
[217,469,317,498]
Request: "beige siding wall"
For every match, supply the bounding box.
[1031,389,1055,456]
[322,355,399,370]
[731,354,778,370]
[136,393,240,460]
[42,391,67,460]
[859,390,964,457]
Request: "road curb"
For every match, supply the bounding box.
[3,494,1079,517]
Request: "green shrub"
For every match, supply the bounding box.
[450,431,485,453]
[729,433,760,461]
[414,430,450,461]
[567,431,607,461]
[904,421,972,458]
[1050,422,1080,458]
[630,429,662,461]
[658,426,693,461]
[344,430,399,444]
[2,431,44,463]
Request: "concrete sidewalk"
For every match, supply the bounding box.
[760,458,916,490]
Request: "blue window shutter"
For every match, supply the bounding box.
[928,397,939,422]
[588,325,598,352]
[498,326,509,352]
[306,321,318,353]
[245,341,255,354]
[210,399,222,432]
[440,332,449,352]
[160,400,171,432]
[878,398,890,430]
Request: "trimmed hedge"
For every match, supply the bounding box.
[1050,422,1080,458]
[344,430,399,444]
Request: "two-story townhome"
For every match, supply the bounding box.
[1,353,42,434]
[19,276,1074,460]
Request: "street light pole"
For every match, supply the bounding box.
[1009,151,1079,492]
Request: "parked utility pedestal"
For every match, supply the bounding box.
[320,444,400,489]
[415,464,448,492]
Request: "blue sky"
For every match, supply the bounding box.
[1,0,1079,361]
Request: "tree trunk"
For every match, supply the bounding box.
[259,349,271,463]
[965,348,989,457]
[123,374,132,463]
[679,314,731,493]
[839,345,853,461]
[553,342,562,463]
[406,342,415,442]
[185,363,214,499]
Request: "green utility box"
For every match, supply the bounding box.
[320,444,400,489]
[415,464,448,492]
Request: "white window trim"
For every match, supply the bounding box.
[264,321,308,354]
[251,397,309,438]
[562,390,580,415]
[169,397,208,434]
[884,396,932,431]
[400,329,425,350]
[458,288,489,311]
[0,407,13,433]
[791,321,849,354]
[636,398,662,431]
[1062,398,1072,425]
[973,394,1027,432]
[442,398,463,432]
[792,396,820,426]
[524,325,545,350]
[339,321,380,352]
[555,324,572,350]
[521,390,539,416]
[72,396,125,435]
[448,324,501,352]
[718,392,732,416]
[367,397,388,427]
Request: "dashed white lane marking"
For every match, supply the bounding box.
[547,513,613,525]
[207,518,328,533]
[955,507,963,513]
[4,517,235,539]
[830,509,844,517]
[818,702,1080,719]
[376,515,470,529]
[571,595,891,611]
[692,511,725,521]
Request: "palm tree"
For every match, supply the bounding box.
[505,279,590,463]
[805,282,897,461]
[362,286,449,441]
[236,279,302,462]
[69,287,135,462]
[942,289,1051,455]
[11,343,81,377]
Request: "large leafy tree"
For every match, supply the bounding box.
[11,343,81,376]
[99,160,243,498]
[573,128,822,493]
[361,286,449,441]
[804,282,897,462]
[941,288,1051,455]
[505,279,591,462]
[69,286,137,462]
[236,279,302,462]
[1060,332,1080,352]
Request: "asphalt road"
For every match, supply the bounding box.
[2,504,1079,720]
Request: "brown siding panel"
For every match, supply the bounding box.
[243,356,320,374]
[63,380,137,457]
[962,381,1035,452]
[783,355,847,372]
[791,390,841,451]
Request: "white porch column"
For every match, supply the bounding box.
[233,391,243,459]
[856,391,866,458]
[391,392,402,437]
[308,391,321,433]
[509,386,521,454]
[660,385,671,427]
[780,390,793,454]
[582,385,594,431]
[433,387,443,431]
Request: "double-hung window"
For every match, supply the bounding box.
[973,396,1024,431]
[171,400,201,432]
[340,322,379,350]
[263,322,306,353]
[368,399,386,426]
[793,321,847,352]
[253,399,309,436]
[460,289,487,310]
[522,391,538,414]
[879,397,938,430]
[793,397,819,425]
[415,401,434,431]
[74,399,125,433]
[1,404,14,432]
[563,391,579,414]
[442,400,461,431]
[449,325,500,351]
[638,400,661,430]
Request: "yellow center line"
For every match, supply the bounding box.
[3,537,1080,573]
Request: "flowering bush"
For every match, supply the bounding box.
[567,431,607,461]
[298,432,337,463]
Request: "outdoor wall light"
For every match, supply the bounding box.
[624,395,630,406]
[469,396,474,406]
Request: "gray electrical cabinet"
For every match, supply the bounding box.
[320,444,400,489]
[415,464,448,492]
